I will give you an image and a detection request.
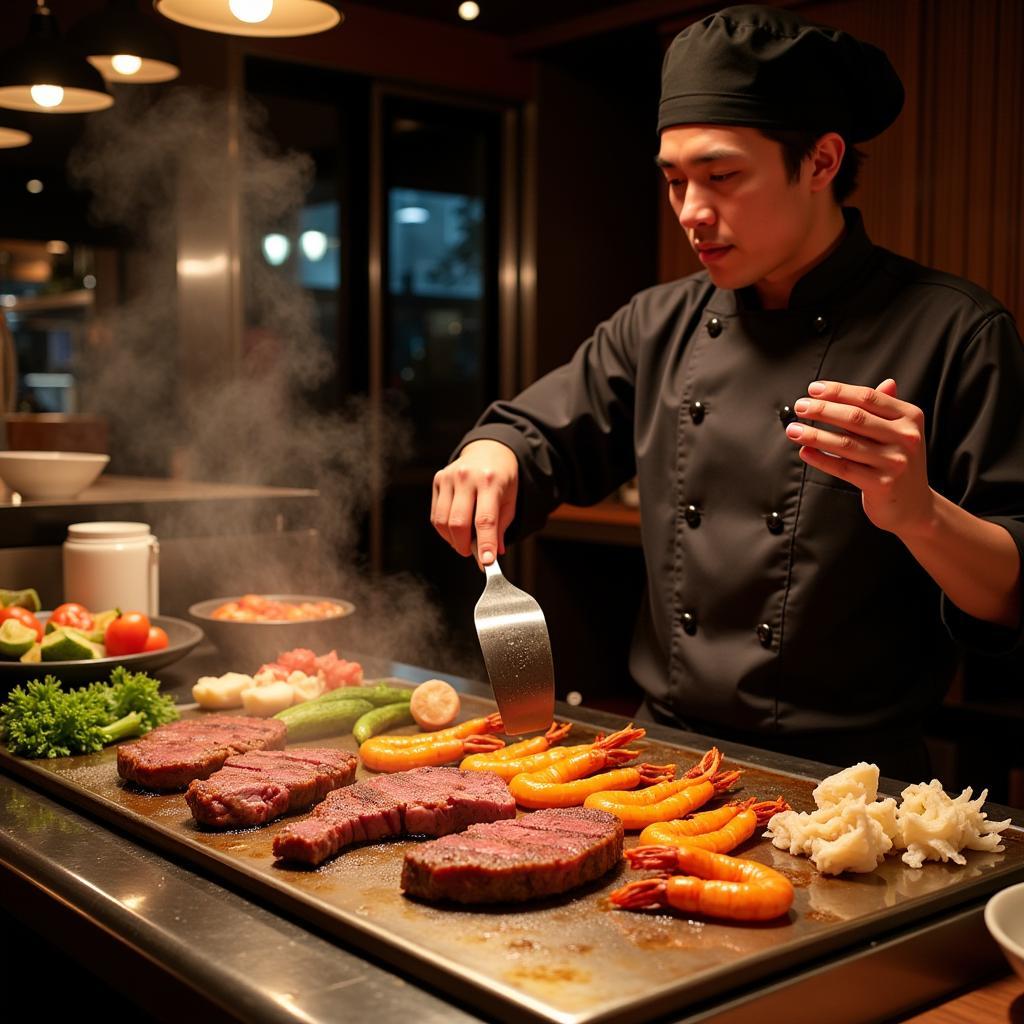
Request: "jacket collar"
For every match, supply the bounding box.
[708,207,877,316]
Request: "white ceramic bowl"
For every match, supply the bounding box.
[0,450,109,500]
[984,880,1024,980]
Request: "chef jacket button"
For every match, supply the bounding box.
[756,622,773,647]
[684,504,701,528]
[706,317,722,338]
[689,400,705,423]
[779,404,797,426]
[813,315,829,335]
[766,512,784,534]
[682,611,698,635]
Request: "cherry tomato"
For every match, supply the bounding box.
[0,606,43,641]
[104,611,151,656]
[142,625,169,652]
[50,602,95,632]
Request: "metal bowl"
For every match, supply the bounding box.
[984,880,1024,981]
[188,594,356,672]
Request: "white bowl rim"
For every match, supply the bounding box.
[984,881,1024,957]
[0,450,110,463]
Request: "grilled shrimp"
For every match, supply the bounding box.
[610,844,794,922]
[583,770,741,829]
[508,725,662,808]
[358,712,504,748]
[360,715,506,772]
[637,798,790,853]
[459,740,604,781]
[460,722,572,776]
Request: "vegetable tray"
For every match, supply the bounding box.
[2,692,1023,1024]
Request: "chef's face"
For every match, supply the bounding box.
[657,124,833,293]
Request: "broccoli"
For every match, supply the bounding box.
[0,669,180,759]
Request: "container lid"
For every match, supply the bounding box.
[67,521,152,541]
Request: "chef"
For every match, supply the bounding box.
[430,5,1024,779]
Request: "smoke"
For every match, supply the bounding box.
[66,85,474,675]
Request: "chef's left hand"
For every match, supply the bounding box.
[785,378,935,536]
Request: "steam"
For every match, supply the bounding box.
[66,85,474,675]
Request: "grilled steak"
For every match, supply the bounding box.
[273,766,515,866]
[400,806,623,903]
[185,748,358,829]
[117,715,288,791]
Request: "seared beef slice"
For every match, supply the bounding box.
[400,807,623,903]
[117,716,288,791]
[273,766,515,866]
[186,748,358,828]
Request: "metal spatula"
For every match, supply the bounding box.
[473,556,555,736]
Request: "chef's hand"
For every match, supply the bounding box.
[431,440,519,567]
[784,378,935,537]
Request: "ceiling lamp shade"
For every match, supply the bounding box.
[0,3,114,114]
[154,0,342,38]
[69,0,180,84]
[0,125,32,148]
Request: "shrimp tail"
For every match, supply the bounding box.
[638,763,677,785]
[605,748,642,768]
[545,721,572,743]
[625,845,684,872]
[711,770,743,793]
[462,734,506,754]
[751,797,790,824]
[609,877,668,910]
[484,712,505,733]
[683,747,722,780]
[595,725,646,751]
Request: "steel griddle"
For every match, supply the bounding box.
[1,690,1022,1024]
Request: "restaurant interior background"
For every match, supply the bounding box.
[0,0,1022,804]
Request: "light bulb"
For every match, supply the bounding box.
[111,54,143,76]
[262,233,290,266]
[395,206,430,224]
[458,2,480,21]
[228,0,274,24]
[30,84,64,109]
[300,230,328,262]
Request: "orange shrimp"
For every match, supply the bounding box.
[582,748,722,812]
[459,740,606,781]
[358,712,504,748]
[610,845,794,922]
[507,725,660,808]
[460,722,571,775]
[360,721,506,772]
[637,797,790,853]
[583,770,741,829]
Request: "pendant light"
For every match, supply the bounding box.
[69,0,180,84]
[0,109,32,147]
[0,125,33,148]
[0,2,114,114]
[154,0,342,38]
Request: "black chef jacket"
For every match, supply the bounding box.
[457,209,1024,773]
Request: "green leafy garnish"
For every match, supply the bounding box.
[0,668,179,759]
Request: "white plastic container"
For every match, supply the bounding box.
[63,522,160,615]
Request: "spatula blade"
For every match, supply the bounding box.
[473,561,555,736]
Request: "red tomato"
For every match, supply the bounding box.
[0,606,43,641]
[142,625,169,652]
[50,602,95,632]
[104,611,151,656]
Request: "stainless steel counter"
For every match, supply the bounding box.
[1,650,1021,1024]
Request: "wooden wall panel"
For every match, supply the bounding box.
[655,0,1024,322]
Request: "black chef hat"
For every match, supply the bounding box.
[658,4,904,143]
